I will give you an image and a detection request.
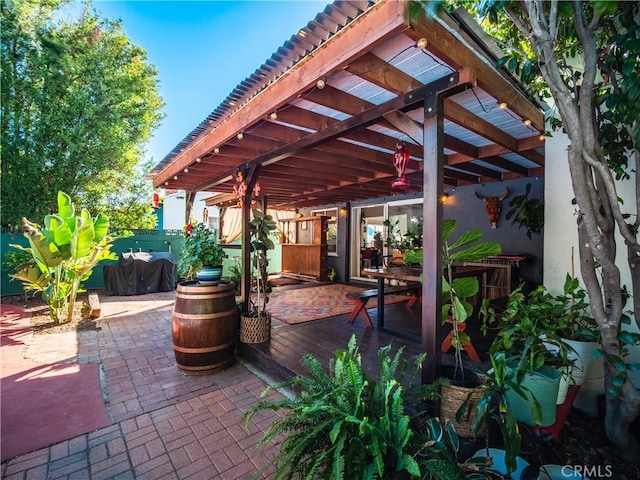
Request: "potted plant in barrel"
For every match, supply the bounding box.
[177,223,228,284]
[172,223,236,376]
[240,199,277,343]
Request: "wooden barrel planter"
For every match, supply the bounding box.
[172,280,238,376]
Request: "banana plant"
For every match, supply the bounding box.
[10,191,117,323]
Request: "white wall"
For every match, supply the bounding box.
[162,190,219,231]
[544,132,639,415]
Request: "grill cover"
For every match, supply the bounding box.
[104,252,175,295]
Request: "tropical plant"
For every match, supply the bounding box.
[0,0,163,231]
[555,274,600,343]
[481,285,574,375]
[9,191,117,323]
[417,418,468,480]
[504,183,544,240]
[410,0,640,459]
[460,352,541,476]
[404,219,501,377]
[246,198,277,317]
[243,335,426,480]
[223,258,242,293]
[176,223,227,280]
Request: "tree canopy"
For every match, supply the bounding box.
[1,0,164,230]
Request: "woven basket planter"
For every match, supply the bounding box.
[240,313,271,344]
[440,383,487,438]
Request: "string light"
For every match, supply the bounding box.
[183,167,189,173]
[498,101,508,109]
[270,111,278,120]
[316,79,325,89]
[196,157,201,163]
[173,175,178,180]
[237,132,244,140]
[214,148,219,154]
[523,119,532,126]
[416,38,428,49]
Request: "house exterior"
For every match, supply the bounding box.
[149,0,638,410]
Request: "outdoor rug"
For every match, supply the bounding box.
[0,305,111,462]
[267,283,409,325]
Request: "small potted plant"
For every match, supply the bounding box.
[554,273,601,386]
[239,199,277,343]
[480,284,575,426]
[404,219,501,438]
[177,222,228,284]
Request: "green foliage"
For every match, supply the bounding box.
[504,183,544,240]
[461,352,539,475]
[417,418,467,480]
[176,223,227,280]
[247,199,277,317]
[243,335,427,480]
[223,259,242,293]
[0,0,164,231]
[555,274,600,342]
[442,219,501,374]
[481,285,574,374]
[9,191,117,323]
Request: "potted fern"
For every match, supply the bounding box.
[239,199,277,343]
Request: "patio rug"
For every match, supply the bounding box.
[0,304,111,462]
[267,283,409,325]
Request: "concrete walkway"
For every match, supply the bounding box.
[1,292,283,480]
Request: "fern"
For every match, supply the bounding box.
[243,334,431,479]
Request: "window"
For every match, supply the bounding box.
[312,208,338,255]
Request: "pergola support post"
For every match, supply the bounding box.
[422,94,445,385]
[241,165,261,314]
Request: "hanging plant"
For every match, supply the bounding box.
[505,183,544,239]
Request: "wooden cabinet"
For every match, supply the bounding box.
[281,216,328,281]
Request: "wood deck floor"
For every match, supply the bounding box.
[238,284,497,385]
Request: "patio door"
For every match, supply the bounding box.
[350,204,385,282]
[386,198,424,265]
[350,199,424,282]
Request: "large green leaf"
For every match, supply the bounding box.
[24,230,63,268]
[71,217,95,260]
[448,229,483,251]
[93,213,109,241]
[451,276,479,298]
[450,241,501,262]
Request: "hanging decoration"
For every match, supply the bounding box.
[233,169,261,209]
[233,170,248,207]
[152,192,160,209]
[391,143,410,189]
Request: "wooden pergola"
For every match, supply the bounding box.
[151,0,545,383]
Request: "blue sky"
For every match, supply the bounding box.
[91,0,329,167]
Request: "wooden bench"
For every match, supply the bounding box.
[346,283,421,328]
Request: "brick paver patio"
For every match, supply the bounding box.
[1,292,283,480]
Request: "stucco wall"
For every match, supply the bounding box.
[544,131,639,414]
